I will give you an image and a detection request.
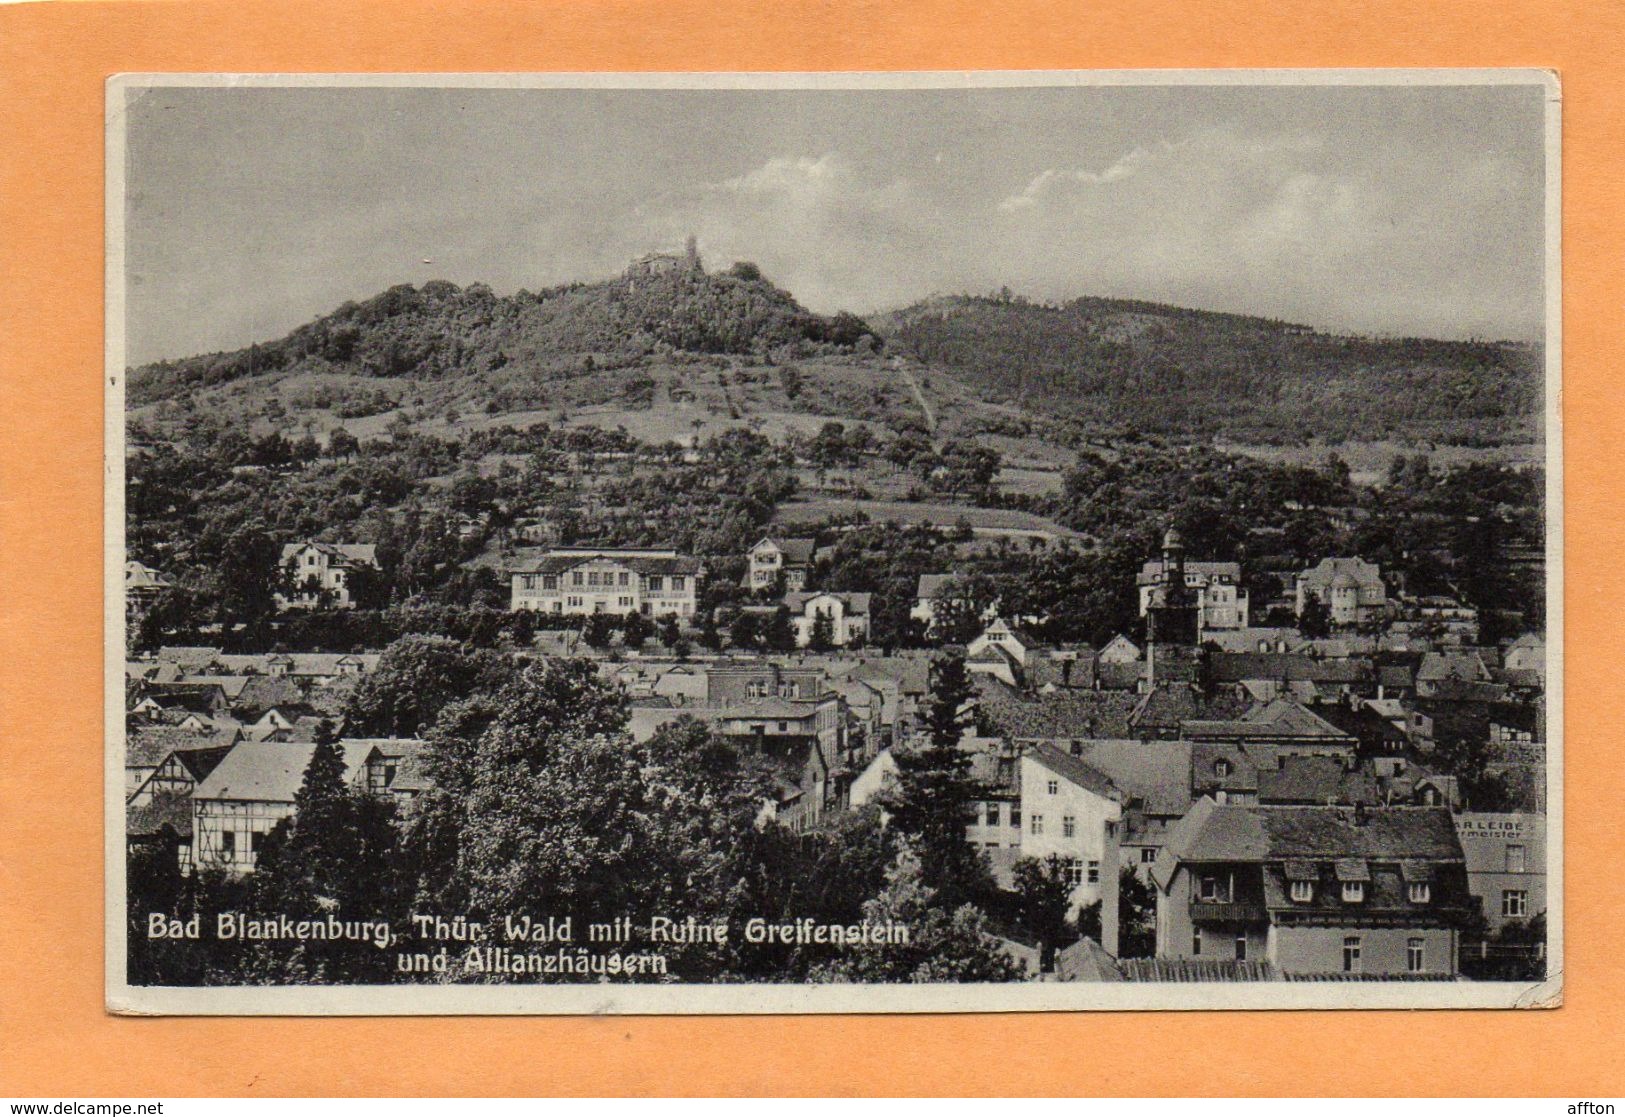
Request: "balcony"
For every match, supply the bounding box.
[1191,901,1267,925]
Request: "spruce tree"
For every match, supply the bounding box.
[879,650,985,906]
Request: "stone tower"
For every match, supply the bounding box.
[684,234,701,273]
[1145,526,1201,688]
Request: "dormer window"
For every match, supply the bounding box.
[1290,880,1313,903]
[1198,873,1232,903]
[1341,881,1365,903]
[1408,882,1431,904]
[1214,760,1231,778]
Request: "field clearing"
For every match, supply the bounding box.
[1216,439,1545,486]
[995,466,1066,497]
[772,498,1084,541]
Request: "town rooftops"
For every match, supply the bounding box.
[1181,699,1353,742]
[155,646,223,670]
[1208,653,1371,685]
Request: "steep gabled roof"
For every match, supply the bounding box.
[755,537,817,565]
[280,541,379,567]
[193,740,375,804]
[1025,741,1122,802]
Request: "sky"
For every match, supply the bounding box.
[122,80,1549,366]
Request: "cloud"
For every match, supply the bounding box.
[997,144,1164,212]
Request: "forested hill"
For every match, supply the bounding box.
[874,294,1542,444]
[128,264,879,406]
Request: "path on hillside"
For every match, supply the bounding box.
[897,365,937,434]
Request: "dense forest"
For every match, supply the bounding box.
[877,294,1542,444]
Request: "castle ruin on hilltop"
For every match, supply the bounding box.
[625,235,703,289]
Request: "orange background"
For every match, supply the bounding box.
[0,0,1618,1097]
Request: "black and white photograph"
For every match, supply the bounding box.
[107,71,1560,1013]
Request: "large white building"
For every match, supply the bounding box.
[1016,743,1125,916]
[1296,557,1387,627]
[509,548,703,618]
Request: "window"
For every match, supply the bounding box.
[1047,779,1059,796]
[572,572,584,586]
[587,571,601,587]
[619,572,630,587]
[1141,848,1158,863]
[1088,860,1100,884]
[672,576,686,591]
[984,802,1001,827]
[647,576,665,592]
[1235,933,1247,962]
[1198,873,1231,902]
[1290,880,1314,903]
[747,680,767,698]
[1408,882,1431,904]
[1192,930,1202,956]
[1506,844,1527,873]
[1407,938,1425,973]
[1343,936,1362,973]
[542,574,558,591]
[1105,820,1118,838]
[1503,889,1529,918]
[1030,814,1044,835]
[250,831,264,854]
[1062,815,1076,838]
[1341,881,1365,903]
[1067,859,1085,886]
[1214,759,1231,778]
[778,722,788,733]
[221,830,236,856]
[1010,809,1021,829]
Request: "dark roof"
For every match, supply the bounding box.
[280,541,378,567]
[1054,937,1125,982]
[783,591,871,616]
[1208,653,1371,684]
[761,537,817,565]
[1256,755,1379,806]
[1075,740,1193,817]
[127,794,193,839]
[156,646,223,669]
[1026,741,1121,801]
[1095,661,1144,691]
[973,676,1137,739]
[1117,957,1279,982]
[1182,699,1352,742]
[510,550,701,576]
[1163,799,1465,866]
[126,726,236,768]
[1308,701,1409,748]
[1130,685,1250,734]
[914,574,956,600]
[229,676,308,717]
